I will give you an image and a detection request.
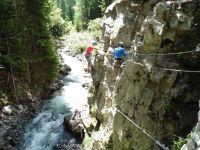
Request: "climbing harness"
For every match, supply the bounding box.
[116,108,169,150]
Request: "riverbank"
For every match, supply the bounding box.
[0,38,91,150]
[0,77,66,150]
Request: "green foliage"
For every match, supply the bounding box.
[49,0,67,37]
[173,137,186,150]
[65,31,93,53]
[164,104,174,113]
[74,0,88,31]
[0,0,60,99]
[172,133,193,150]
[0,0,112,105]
[55,0,113,31]
[83,135,92,150]
[99,0,112,13]
[56,0,76,21]
[65,21,73,33]
[88,18,102,38]
[50,22,66,37]
[0,89,8,107]
[87,0,102,20]
[74,0,112,31]
[50,20,73,37]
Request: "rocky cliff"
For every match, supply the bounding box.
[86,0,200,150]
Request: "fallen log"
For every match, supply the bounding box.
[64,110,85,140]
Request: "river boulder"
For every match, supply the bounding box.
[2,105,13,115]
[64,111,85,140]
[60,64,71,75]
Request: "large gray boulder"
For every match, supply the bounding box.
[60,64,71,75]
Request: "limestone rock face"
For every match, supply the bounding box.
[86,0,200,150]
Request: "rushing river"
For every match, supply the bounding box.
[20,52,90,150]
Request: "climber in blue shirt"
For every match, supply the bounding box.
[113,42,127,68]
[114,42,126,59]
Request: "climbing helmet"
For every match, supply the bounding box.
[118,42,124,47]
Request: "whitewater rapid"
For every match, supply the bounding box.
[20,52,90,150]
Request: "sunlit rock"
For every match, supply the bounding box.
[87,0,200,150]
[2,105,12,115]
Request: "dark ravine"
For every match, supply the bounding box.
[0,73,67,150]
[0,80,64,148]
[19,45,91,150]
[0,40,90,150]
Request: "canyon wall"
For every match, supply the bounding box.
[86,0,200,149]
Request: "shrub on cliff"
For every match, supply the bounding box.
[88,18,102,39]
[65,31,93,54]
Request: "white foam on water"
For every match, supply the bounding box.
[21,51,89,150]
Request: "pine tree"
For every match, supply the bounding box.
[74,0,113,31]
[56,0,76,21]
[74,0,87,31]
[21,0,59,84]
[100,0,113,14]
[0,0,60,105]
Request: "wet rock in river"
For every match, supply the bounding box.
[53,139,83,150]
[2,105,13,115]
[64,114,85,140]
[60,64,71,75]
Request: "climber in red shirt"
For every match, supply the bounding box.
[85,40,97,72]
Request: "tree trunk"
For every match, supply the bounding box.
[6,35,18,104]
